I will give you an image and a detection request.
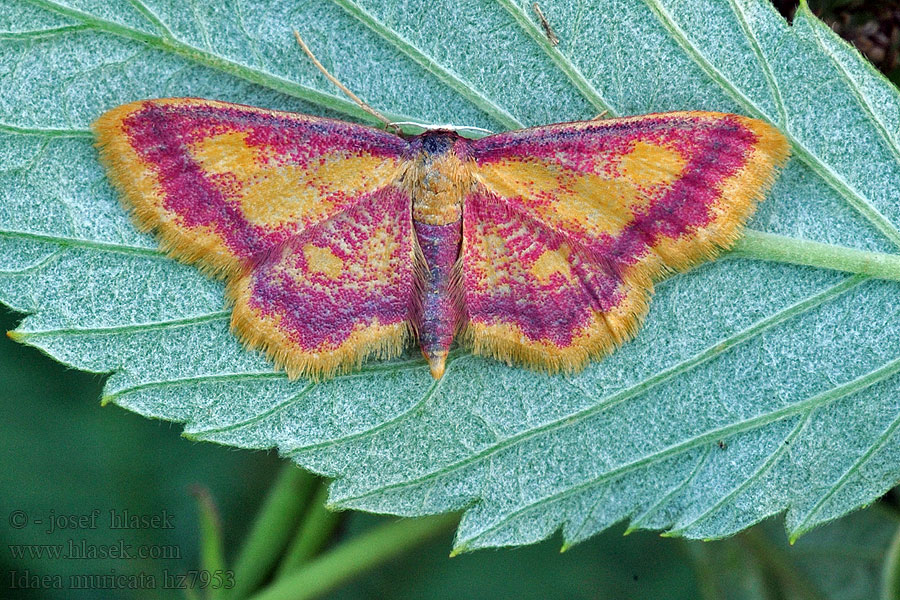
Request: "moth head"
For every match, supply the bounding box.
[391,121,494,140]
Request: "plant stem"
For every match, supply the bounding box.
[730,229,900,281]
[882,521,900,600]
[189,485,227,600]
[247,513,459,600]
[227,464,318,600]
[276,481,343,576]
[738,528,826,600]
[681,540,725,600]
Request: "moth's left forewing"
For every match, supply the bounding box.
[92,98,408,278]
[93,98,418,380]
[462,112,790,373]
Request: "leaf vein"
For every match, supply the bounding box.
[805,16,900,168]
[0,122,92,137]
[0,230,162,257]
[103,371,289,402]
[17,310,230,338]
[461,356,900,547]
[672,413,810,534]
[125,0,175,39]
[286,355,469,455]
[327,0,522,129]
[794,398,900,536]
[642,0,900,248]
[625,445,713,534]
[337,276,864,505]
[495,0,617,116]
[104,355,430,404]
[0,24,91,40]
[187,382,317,436]
[23,0,409,127]
[0,249,66,276]
[726,0,788,128]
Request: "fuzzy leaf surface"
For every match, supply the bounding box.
[2,0,900,551]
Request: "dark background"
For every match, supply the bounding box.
[2,2,898,598]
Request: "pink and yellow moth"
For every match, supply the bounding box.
[92,98,789,380]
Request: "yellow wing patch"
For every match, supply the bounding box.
[302,244,344,279]
[92,98,407,279]
[463,111,790,374]
[187,131,400,229]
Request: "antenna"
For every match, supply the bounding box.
[293,30,394,129]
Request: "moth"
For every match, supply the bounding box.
[93,99,789,380]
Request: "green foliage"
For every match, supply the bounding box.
[2,0,900,553]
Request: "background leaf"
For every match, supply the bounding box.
[2,0,900,553]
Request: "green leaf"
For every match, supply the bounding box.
[3,0,900,552]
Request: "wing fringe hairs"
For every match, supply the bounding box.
[94,100,789,380]
[460,113,790,374]
[93,99,419,381]
[95,101,248,279]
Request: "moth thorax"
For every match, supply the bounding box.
[406,143,471,226]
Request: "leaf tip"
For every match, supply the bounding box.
[6,329,23,342]
[659,529,681,539]
[796,0,813,19]
[100,395,114,407]
[449,543,468,557]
